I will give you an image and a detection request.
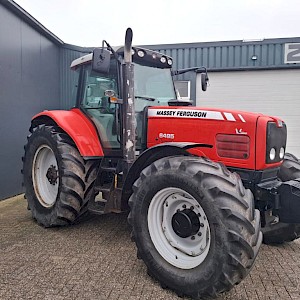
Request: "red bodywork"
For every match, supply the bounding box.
[33,106,284,171]
[33,108,104,157]
[147,106,283,171]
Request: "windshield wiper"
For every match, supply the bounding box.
[135,95,156,101]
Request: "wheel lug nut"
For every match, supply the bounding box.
[190,206,194,210]
[191,236,195,240]
[177,209,180,212]
[198,232,202,236]
[182,204,186,209]
[197,213,201,217]
[200,223,204,227]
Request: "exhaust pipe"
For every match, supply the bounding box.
[122,28,136,171]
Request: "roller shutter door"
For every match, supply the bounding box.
[196,69,300,157]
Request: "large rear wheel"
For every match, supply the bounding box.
[23,124,98,227]
[263,153,300,244]
[128,156,262,299]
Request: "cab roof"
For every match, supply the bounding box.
[70,46,173,70]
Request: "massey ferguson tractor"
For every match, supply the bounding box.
[22,28,300,299]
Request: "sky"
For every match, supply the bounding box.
[13,0,300,47]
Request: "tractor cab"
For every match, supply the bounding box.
[71,47,176,153]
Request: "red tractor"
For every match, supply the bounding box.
[22,28,300,299]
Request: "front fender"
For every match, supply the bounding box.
[121,142,212,209]
[32,108,103,157]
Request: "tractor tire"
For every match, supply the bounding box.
[263,152,300,244]
[22,124,98,227]
[128,156,262,299]
[278,152,300,181]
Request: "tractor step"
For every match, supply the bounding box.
[94,187,111,193]
[100,166,117,172]
[87,193,108,214]
[88,158,123,215]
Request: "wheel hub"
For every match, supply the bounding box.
[148,188,211,269]
[32,145,59,208]
[46,165,58,185]
[172,209,200,238]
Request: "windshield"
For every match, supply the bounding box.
[134,64,176,112]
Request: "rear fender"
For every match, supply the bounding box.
[32,108,104,157]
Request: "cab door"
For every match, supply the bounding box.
[79,61,121,153]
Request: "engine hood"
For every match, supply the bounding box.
[147,106,284,170]
[148,106,282,124]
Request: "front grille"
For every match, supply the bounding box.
[266,122,287,164]
[216,134,250,159]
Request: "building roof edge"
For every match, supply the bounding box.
[1,0,63,45]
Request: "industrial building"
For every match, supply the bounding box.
[0,0,299,199]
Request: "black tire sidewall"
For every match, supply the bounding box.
[278,152,300,182]
[133,169,231,291]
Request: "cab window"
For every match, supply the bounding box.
[81,60,120,149]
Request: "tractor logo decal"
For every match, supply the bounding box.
[149,109,247,123]
[148,109,224,120]
[224,112,236,121]
[236,128,248,135]
[159,133,175,139]
[238,114,246,123]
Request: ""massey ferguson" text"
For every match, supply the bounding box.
[156,110,207,118]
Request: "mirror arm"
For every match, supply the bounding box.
[102,40,121,64]
[195,67,208,74]
[171,67,207,76]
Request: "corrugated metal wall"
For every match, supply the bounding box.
[60,45,93,109]
[144,38,300,102]
[148,39,299,70]
[0,3,61,199]
[59,38,300,108]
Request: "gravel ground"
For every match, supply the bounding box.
[1,195,300,300]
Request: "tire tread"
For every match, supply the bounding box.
[23,124,99,227]
[128,155,262,299]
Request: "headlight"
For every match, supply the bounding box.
[160,56,167,63]
[269,148,276,160]
[279,147,285,159]
[137,50,145,57]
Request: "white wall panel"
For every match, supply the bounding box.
[196,70,300,157]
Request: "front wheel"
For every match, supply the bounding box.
[128,156,262,299]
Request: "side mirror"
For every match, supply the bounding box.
[201,73,209,91]
[92,48,111,73]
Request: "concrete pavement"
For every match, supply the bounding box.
[1,195,300,300]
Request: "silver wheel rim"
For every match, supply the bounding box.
[148,187,211,269]
[32,145,59,207]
